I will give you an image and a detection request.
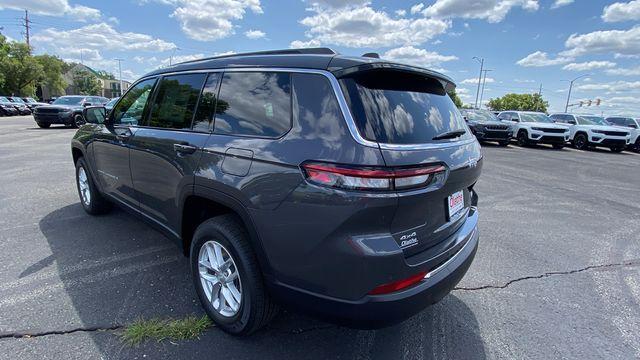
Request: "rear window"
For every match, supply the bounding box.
[340,70,469,144]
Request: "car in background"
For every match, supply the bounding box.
[7,97,32,115]
[497,111,569,149]
[104,97,119,114]
[605,116,640,152]
[32,95,107,128]
[0,96,19,116]
[549,113,630,153]
[461,108,512,146]
[21,97,49,110]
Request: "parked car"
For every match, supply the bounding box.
[605,116,640,152]
[21,97,49,110]
[497,111,569,149]
[0,96,20,116]
[104,97,119,114]
[72,48,482,335]
[461,109,512,146]
[33,95,107,128]
[7,97,32,115]
[549,113,630,152]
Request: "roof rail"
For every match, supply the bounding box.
[175,47,338,65]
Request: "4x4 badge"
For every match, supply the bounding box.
[400,232,419,248]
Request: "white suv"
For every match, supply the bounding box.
[497,111,569,149]
[549,113,630,153]
[605,116,640,152]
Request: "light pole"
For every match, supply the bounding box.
[479,69,493,109]
[473,56,484,109]
[563,74,589,113]
[115,58,124,97]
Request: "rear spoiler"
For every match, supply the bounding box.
[329,62,456,93]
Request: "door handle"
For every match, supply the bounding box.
[174,143,198,154]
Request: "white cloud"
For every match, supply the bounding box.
[562,61,616,71]
[514,78,535,83]
[605,66,640,76]
[560,26,640,58]
[516,51,572,67]
[550,0,573,9]
[422,0,539,23]
[382,46,457,67]
[289,38,322,48]
[602,0,640,22]
[32,22,176,52]
[297,4,450,48]
[244,29,266,39]
[575,80,640,93]
[60,48,103,61]
[0,0,101,21]
[149,0,263,41]
[107,16,120,25]
[411,3,425,14]
[395,9,406,16]
[460,77,495,84]
[307,0,368,8]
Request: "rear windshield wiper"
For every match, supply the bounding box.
[432,129,467,141]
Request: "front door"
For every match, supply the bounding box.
[90,78,157,207]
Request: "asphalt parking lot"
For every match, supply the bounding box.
[1,115,639,359]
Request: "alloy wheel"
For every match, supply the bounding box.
[574,135,586,150]
[198,240,242,317]
[74,115,85,127]
[77,167,91,206]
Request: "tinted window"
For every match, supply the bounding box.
[520,113,551,123]
[112,78,156,126]
[148,73,206,130]
[192,73,221,132]
[215,72,291,137]
[341,70,469,144]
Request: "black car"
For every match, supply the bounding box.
[461,108,512,146]
[7,97,32,115]
[0,96,19,116]
[72,48,482,335]
[33,95,108,128]
[21,97,49,110]
[104,97,119,114]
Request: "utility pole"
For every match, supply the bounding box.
[115,59,124,97]
[23,10,31,52]
[473,57,484,109]
[563,74,589,113]
[478,69,492,109]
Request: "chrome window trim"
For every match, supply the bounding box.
[135,67,473,150]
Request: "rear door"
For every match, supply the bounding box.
[339,69,482,256]
[128,72,213,234]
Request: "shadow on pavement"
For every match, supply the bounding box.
[38,204,486,359]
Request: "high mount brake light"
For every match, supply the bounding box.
[301,162,445,191]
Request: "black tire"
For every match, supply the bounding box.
[190,215,278,336]
[552,144,564,149]
[631,139,640,153]
[610,147,624,153]
[75,157,111,215]
[573,133,588,150]
[37,122,50,128]
[73,114,85,128]
[498,140,510,147]
[516,131,529,147]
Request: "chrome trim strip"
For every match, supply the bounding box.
[424,225,477,279]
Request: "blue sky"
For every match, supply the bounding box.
[0,0,638,115]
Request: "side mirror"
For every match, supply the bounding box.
[630,124,638,129]
[463,116,468,121]
[83,102,92,107]
[568,120,577,125]
[83,106,107,124]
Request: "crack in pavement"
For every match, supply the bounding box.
[0,325,123,340]
[454,259,640,291]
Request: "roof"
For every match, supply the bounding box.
[142,48,455,89]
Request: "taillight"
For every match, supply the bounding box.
[368,271,427,295]
[301,162,445,191]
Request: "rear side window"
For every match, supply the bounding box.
[148,73,207,130]
[192,73,221,132]
[340,70,469,144]
[215,72,291,138]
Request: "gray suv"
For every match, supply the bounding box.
[72,48,482,335]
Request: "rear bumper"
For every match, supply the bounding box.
[268,208,479,328]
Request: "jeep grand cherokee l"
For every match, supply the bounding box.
[34,95,107,128]
[498,111,569,149]
[549,113,630,152]
[71,48,482,335]
[461,108,512,146]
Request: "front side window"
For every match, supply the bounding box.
[148,73,206,130]
[215,72,292,137]
[112,78,156,126]
[579,116,606,126]
[341,70,469,144]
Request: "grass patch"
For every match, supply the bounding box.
[121,315,213,346]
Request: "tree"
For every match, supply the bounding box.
[96,70,116,80]
[0,41,43,96]
[72,69,102,95]
[447,89,463,108]
[487,93,548,113]
[35,54,67,97]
